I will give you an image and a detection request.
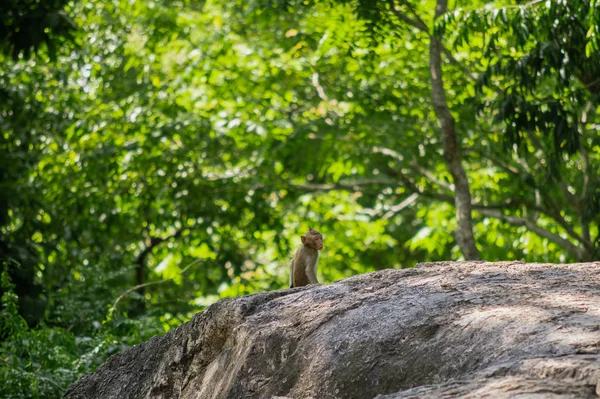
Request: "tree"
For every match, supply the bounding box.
[437,0,600,260]
[266,0,487,260]
[0,0,79,326]
[264,0,600,262]
[3,1,600,396]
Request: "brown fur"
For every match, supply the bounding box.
[289,228,324,288]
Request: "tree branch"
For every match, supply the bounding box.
[409,161,454,192]
[382,193,420,219]
[137,228,184,268]
[388,0,429,32]
[475,149,592,249]
[312,72,328,101]
[478,209,589,261]
[289,166,592,261]
[389,0,478,81]
[290,178,397,193]
[108,258,203,321]
[135,228,185,303]
[373,145,405,162]
[373,146,454,192]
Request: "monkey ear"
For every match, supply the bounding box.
[301,235,307,244]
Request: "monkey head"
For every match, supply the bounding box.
[301,227,324,250]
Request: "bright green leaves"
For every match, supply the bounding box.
[3,1,600,396]
[443,1,600,159]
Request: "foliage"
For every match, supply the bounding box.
[0,0,77,59]
[1,0,600,397]
[0,266,163,399]
[436,0,600,260]
[437,0,599,155]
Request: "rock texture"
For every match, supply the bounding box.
[64,261,600,399]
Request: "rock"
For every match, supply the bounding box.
[64,261,600,398]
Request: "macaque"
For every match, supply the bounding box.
[289,227,324,288]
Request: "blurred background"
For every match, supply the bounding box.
[1,0,600,396]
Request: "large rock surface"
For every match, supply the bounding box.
[65,261,600,398]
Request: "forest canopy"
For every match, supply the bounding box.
[1,0,600,397]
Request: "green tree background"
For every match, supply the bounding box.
[1,0,600,397]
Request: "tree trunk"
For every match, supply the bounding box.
[429,0,481,260]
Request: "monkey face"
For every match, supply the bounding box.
[312,233,324,250]
[302,229,324,250]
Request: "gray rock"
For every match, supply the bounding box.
[64,261,600,398]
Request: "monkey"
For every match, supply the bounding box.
[289,227,324,288]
